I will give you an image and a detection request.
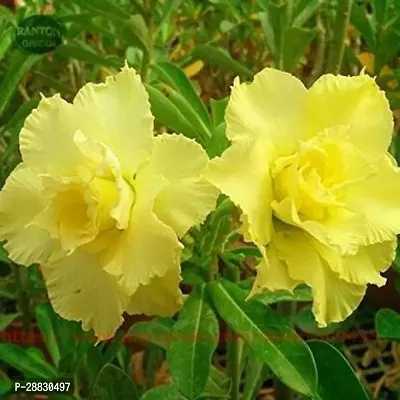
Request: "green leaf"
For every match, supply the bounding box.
[259,11,276,56]
[78,0,131,20]
[252,285,313,306]
[145,84,200,141]
[139,385,180,400]
[0,53,41,118]
[0,344,58,379]
[119,15,150,56]
[54,44,122,68]
[32,71,75,94]
[296,307,341,337]
[153,82,210,143]
[90,363,140,400]
[350,3,376,50]
[292,0,319,27]
[210,97,229,127]
[155,0,185,39]
[0,242,9,263]
[151,62,212,131]
[126,317,174,350]
[191,45,253,79]
[308,340,370,399]
[127,316,227,395]
[167,285,219,399]
[282,27,317,72]
[242,355,269,400]
[372,0,389,27]
[0,26,13,60]
[375,308,400,341]
[35,302,61,368]
[206,123,230,158]
[0,313,21,332]
[208,280,318,397]
[375,27,400,74]
[0,370,12,397]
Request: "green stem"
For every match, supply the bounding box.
[225,266,241,400]
[326,0,353,74]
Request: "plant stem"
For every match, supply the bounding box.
[225,266,241,400]
[326,0,354,74]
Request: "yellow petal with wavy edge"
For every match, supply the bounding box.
[248,246,301,298]
[307,73,393,155]
[73,65,154,175]
[206,139,273,247]
[313,237,395,287]
[41,249,130,340]
[19,95,85,175]
[346,155,400,245]
[148,134,219,238]
[127,267,183,316]
[226,68,307,155]
[273,230,366,327]
[103,200,183,293]
[0,165,61,265]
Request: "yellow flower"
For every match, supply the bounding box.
[0,65,219,340]
[206,68,399,327]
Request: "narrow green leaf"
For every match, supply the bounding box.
[0,53,41,118]
[127,317,174,349]
[90,363,140,400]
[252,285,313,306]
[259,11,276,56]
[151,62,212,130]
[372,0,389,27]
[119,14,150,56]
[242,355,269,400]
[296,307,341,337]
[292,0,319,27]
[0,242,9,263]
[139,385,180,400]
[155,0,185,38]
[54,44,122,68]
[32,71,75,94]
[167,285,219,399]
[208,280,318,397]
[282,27,317,72]
[0,26,13,60]
[0,344,58,379]
[0,370,12,397]
[127,316,228,394]
[308,340,370,399]
[375,28,400,74]
[206,122,230,158]
[0,313,21,332]
[210,97,229,127]
[191,45,253,78]
[0,5,15,23]
[145,84,200,141]
[35,303,61,368]
[78,0,131,20]
[154,83,210,143]
[376,308,400,340]
[350,3,376,50]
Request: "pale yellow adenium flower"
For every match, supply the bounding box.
[0,66,219,340]
[206,68,400,327]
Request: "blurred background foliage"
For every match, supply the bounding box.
[2,0,400,399]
